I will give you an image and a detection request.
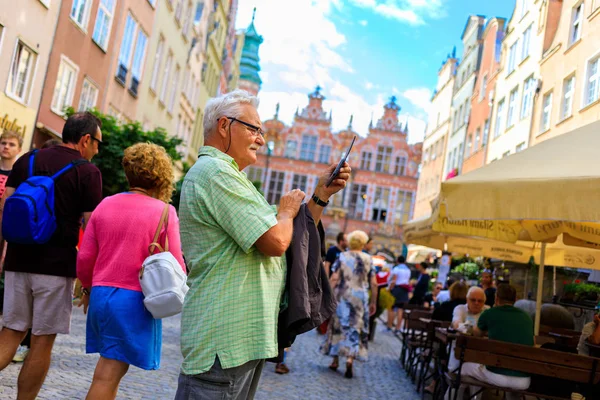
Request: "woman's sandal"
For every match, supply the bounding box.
[344,362,353,378]
[329,360,339,371]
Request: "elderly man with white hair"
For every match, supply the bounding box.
[175,90,351,399]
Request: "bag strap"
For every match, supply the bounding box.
[148,203,170,255]
[28,150,38,177]
[51,159,89,180]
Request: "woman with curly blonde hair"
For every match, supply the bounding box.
[77,143,186,399]
[321,230,378,379]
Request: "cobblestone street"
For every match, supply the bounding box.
[1,308,419,399]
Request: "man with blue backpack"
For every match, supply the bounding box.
[0,111,103,400]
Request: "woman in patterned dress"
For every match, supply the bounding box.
[321,230,378,378]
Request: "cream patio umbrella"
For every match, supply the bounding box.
[430,120,600,334]
[403,216,534,264]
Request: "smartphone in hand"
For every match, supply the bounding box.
[326,136,356,187]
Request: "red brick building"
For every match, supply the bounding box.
[462,17,506,174]
[246,87,422,253]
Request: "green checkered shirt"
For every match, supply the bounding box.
[178,146,285,374]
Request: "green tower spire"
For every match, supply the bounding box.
[239,8,263,87]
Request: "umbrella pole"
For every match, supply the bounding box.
[534,243,546,336]
[553,266,557,297]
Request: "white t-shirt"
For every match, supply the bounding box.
[391,263,411,286]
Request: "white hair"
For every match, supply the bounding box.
[347,230,369,250]
[467,286,486,302]
[203,90,259,140]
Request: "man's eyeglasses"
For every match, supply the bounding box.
[90,135,103,145]
[221,117,265,137]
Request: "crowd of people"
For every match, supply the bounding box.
[0,89,352,400]
[0,88,597,400]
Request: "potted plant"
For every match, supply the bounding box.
[561,281,600,306]
[453,262,482,286]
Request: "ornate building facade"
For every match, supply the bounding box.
[246,87,422,253]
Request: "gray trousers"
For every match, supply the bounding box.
[174,357,265,400]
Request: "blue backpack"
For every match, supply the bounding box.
[2,150,87,245]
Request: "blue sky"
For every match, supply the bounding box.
[235,0,516,143]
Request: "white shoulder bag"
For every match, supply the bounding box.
[139,203,189,319]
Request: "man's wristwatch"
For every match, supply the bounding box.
[312,194,329,207]
[82,288,90,296]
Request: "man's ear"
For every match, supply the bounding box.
[216,118,228,138]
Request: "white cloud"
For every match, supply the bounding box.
[402,87,432,113]
[237,0,427,145]
[359,20,368,26]
[349,0,446,26]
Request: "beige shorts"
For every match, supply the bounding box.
[2,271,74,335]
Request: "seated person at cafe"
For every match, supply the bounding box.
[432,281,468,322]
[437,276,457,304]
[479,270,496,307]
[463,284,534,397]
[448,287,489,371]
[577,313,600,356]
[423,282,443,309]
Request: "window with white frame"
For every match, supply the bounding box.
[92,0,115,50]
[285,140,297,158]
[78,78,98,111]
[360,151,372,170]
[175,0,183,22]
[474,128,481,150]
[458,105,464,128]
[507,41,518,74]
[150,37,164,92]
[182,1,193,38]
[516,142,526,152]
[540,91,553,132]
[116,14,137,84]
[521,76,535,119]
[452,110,458,131]
[348,183,367,219]
[7,41,37,103]
[266,171,285,204]
[561,75,575,119]
[520,0,530,17]
[129,29,147,96]
[479,75,487,101]
[585,56,600,106]
[521,24,532,61]
[394,190,413,225]
[168,64,180,112]
[71,0,92,30]
[466,134,472,157]
[494,99,505,138]
[483,119,490,145]
[159,52,173,104]
[394,155,406,175]
[570,2,584,46]
[292,174,308,193]
[51,56,79,114]
[503,150,511,158]
[371,186,390,222]
[245,166,263,182]
[507,87,518,127]
[299,135,317,161]
[375,146,393,173]
[318,144,331,164]
[182,68,190,100]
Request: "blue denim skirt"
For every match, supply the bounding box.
[86,286,162,370]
